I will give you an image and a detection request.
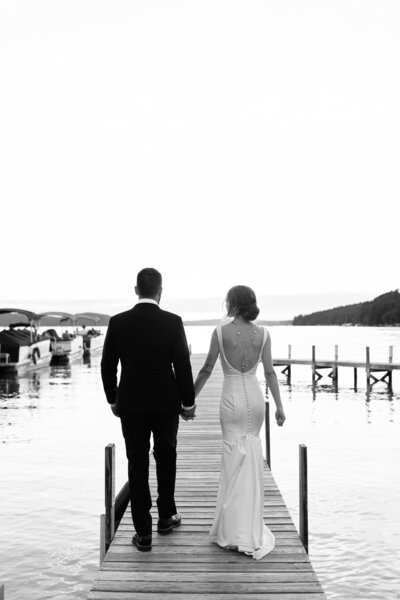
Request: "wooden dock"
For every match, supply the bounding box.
[88,354,326,600]
[274,344,399,388]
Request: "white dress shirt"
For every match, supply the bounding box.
[137,298,159,305]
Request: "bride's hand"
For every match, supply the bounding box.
[275,408,286,427]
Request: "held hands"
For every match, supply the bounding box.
[110,403,118,416]
[180,404,196,422]
[275,407,286,427]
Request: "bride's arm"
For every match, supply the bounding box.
[194,329,219,398]
[261,334,286,426]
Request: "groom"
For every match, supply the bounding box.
[101,267,195,552]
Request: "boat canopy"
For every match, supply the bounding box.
[0,308,40,324]
[75,314,100,324]
[37,311,78,325]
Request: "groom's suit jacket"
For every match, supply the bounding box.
[101,302,195,416]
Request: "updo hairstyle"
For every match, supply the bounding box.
[226,285,260,321]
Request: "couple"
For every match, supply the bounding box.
[101,268,286,558]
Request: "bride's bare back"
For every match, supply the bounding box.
[221,321,264,373]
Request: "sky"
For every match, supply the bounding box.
[1,0,399,312]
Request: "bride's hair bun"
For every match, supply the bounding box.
[226,285,260,321]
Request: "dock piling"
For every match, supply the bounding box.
[265,400,271,469]
[388,346,393,387]
[287,344,292,383]
[299,444,309,553]
[105,443,115,552]
[366,347,371,390]
[281,345,292,382]
[312,345,316,385]
[333,344,339,384]
[99,514,106,565]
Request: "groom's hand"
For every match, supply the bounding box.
[180,405,196,421]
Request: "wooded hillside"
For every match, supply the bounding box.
[293,290,400,326]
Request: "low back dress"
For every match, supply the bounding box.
[209,325,275,559]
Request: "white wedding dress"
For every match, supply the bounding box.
[209,325,275,559]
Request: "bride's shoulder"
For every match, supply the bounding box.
[257,324,270,339]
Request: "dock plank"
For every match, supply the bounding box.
[88,355,326,599]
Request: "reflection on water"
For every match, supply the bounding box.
[0,376,20,398]
[0,329,399,600]
[83,353,91,367]
[49,364,72,384]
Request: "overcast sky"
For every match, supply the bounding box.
[1,1,399,306]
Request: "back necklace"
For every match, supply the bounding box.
[231,320,258,371]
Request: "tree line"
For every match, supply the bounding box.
[293,290,400,326]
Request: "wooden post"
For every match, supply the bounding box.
[311,345,316,385]
[287,344,292,383]
[105,444,115,552]
[333,344,338,385]
[366,347,371,390]
[0,584,5,600]
[100,514,106,565]
[388,346,393,387]
[354,367,358,390]
[299,444,308,553]
[265,401,271,469]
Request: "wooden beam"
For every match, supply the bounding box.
[100,514,106,565]
[311,346,316,385]
[265,401,271,469]
[388,346,393,387]
[115,482,130,527]
[105,444,115,551]
[299,444,308,554]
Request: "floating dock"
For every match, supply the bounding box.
[88,354,326,599]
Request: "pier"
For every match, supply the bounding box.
[88,355,326,600]
[274,345,399,389]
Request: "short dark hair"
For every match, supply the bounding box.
[226,285,260,321]
[136,268,162,298]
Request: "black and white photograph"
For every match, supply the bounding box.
[1,2,399,599]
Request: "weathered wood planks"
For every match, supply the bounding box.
[88,354,326,599]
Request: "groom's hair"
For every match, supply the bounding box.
[137,268,162,298]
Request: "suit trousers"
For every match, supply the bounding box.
[120,413,179,536]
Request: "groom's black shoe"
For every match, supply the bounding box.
[157,513,181,534]
[132,534,152,552]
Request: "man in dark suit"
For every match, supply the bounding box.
[101,268,195,552]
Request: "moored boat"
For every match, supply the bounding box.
[37,312,84,365]
[74,314,104,355]
[0,309,52,374]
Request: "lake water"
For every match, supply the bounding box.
[0,325,399,600]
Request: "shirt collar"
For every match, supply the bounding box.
[137,298,159,306]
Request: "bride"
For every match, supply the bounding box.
[194,285,286,559]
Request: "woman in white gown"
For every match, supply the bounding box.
[194,285,286,560]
